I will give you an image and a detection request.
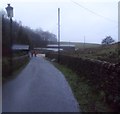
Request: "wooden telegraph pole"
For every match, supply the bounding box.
[83,36,85,50]
[58,8,60,62]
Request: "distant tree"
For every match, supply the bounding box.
[17,27,29,44]
[102,36,115,45]
[35,29,57,45]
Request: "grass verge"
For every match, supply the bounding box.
[53,62,113,112]
[2,58,30,84]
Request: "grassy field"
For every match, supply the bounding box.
[78,42,119,63]
[61,42,120,64]
[60,41,100,49]
[53,62,113,112]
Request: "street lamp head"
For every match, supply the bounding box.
[5,4,13,19]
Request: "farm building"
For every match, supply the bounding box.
[12,44,29,57]
[12,44,29,51]
[47,44,75,51]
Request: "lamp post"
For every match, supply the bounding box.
[5,4,13,76]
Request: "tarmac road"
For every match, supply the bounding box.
[2,56,80,112]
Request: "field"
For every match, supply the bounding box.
[61,41,120,64]
[60,41,100,49]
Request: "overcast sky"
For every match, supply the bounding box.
[0,0,119,44]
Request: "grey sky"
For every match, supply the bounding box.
[0,0,119,44]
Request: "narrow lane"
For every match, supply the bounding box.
[3,56,80,112]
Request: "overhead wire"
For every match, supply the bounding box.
[69,0,118,42]
[70,0,117,24]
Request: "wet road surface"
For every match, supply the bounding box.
[3,56,80,112]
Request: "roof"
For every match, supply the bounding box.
[12,44,29,50]
[47,44,75,47]
[34,48,63,52]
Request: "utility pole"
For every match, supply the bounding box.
[58,8,60,63]
[118,1,120,42]
[83,36,85,50]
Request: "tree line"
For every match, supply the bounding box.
[1,11,57,56]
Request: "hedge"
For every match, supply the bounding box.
[2,54,30,80]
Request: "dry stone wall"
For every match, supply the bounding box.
[46,53,120,111]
